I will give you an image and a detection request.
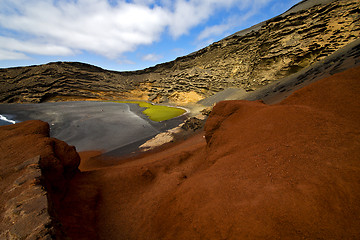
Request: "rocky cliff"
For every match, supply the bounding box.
[0,121,87,239]
[0,0,359,105]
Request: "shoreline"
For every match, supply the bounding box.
[79,110,205,170]
[0,101,189,154]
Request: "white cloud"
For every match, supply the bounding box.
[0,0,169,59]
[142,53,163,61]
[167,0,235,38]
[196,0,273,45]
[0,48,29,60]
[0,36,73,56]
[132,0,156,6]
[197,24,232,41]
[0,0,273,61]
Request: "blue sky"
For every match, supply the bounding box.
[0,0,301,71]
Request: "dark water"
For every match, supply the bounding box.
[0,101,186,154]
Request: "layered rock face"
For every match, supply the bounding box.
[0,0,359,104]
[153,0,359,97]
[0,62,140,103]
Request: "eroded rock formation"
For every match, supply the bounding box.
[0,0,359,104]
[0,121,93,239]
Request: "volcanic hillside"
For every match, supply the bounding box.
[1,63,360,240]
[0,0,359,104]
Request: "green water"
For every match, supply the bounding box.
[115,101,186,122]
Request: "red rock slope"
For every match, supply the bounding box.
[1,65,360,239]
[83,65,360,239]
[0,121,86,239]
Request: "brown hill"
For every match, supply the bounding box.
[0,0,359,104]
[86,65,360,239]
[1,64,359,239]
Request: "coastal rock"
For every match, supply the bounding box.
[0,0,359,104]
[0,156,54,240]
[200,107,212,116]
[181,117,205,132]
[0,120,85,239]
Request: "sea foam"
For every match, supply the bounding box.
[0,114,16,124]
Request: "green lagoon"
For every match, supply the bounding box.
[115,101,186,122]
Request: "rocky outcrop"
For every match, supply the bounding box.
[0,156,53,240]
[0,120,85,239]
[154,0,359,95]
[198,37,360,106]
[0,0,359,104]
[181,117,205,132]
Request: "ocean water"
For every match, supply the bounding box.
[0,101,185,153]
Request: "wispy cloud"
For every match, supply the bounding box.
[0,48,29,61]
[196,0,274,46]
[0,36,73,56]
[197,23,233,42]
[167,0,239,38]
[0,0,273,61]
[142,53,163,61]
